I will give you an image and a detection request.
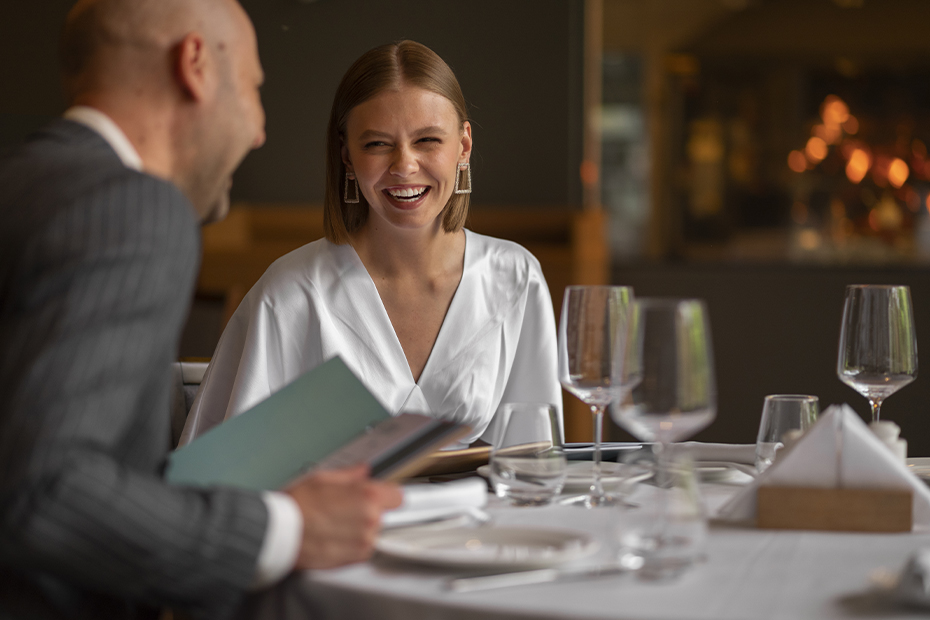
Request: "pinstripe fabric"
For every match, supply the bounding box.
[0,120,268,620]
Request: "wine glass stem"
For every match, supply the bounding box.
[590,404,605,500]
[869,399,882,423]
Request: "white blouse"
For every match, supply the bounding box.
[181,229,562,448]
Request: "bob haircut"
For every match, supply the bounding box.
[324,40,470,244]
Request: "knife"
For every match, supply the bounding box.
[446,563,630,593]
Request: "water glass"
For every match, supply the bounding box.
[615,456,707,579]
[755,394,819,472]
[490,403,567,506]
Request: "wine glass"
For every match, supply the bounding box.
[837,284,918,423]
[558,285,635,508]
[610,298,715,571]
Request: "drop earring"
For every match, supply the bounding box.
[454,162,472,194]
[344,172,360,204]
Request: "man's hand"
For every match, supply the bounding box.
[284,464,402,570]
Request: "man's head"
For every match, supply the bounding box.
[61,0,265,223]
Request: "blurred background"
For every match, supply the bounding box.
[4,0,930,451]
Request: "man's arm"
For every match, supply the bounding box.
[0,174,267,618]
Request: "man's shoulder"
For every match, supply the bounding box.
[0,119,196,253]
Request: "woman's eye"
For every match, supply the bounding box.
[418,137,441,144]
[364,141,390,149]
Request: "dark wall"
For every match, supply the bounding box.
[608,264,930,456]
[0,0,585,208]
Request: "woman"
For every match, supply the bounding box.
[182,41,561,447]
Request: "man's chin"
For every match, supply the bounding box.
[198,193,231,226]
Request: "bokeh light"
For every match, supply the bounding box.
[787,150,807,173]
[888,158,909,188]
[845,149,870,183]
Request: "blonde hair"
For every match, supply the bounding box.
[323,40,470,244]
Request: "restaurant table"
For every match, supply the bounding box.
[238,482,930,620]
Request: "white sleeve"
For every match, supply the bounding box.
[484,266,563,442]
[252,491,303,589]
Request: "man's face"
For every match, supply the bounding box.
[192,3,266,224]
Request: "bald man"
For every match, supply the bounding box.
[0,1,400,619]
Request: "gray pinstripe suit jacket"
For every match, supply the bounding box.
[0,120,268,620]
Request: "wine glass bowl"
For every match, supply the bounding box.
[837,285,918,423]
[611,299,716,446]
[558,285,635,508]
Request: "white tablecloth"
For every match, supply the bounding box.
[238,483,930,620]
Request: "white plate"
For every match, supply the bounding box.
[376,526,598,569]
[477,461,651,494]
[907,457,930,481]
[696,461,756,485]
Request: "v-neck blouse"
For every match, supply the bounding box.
[182,229,562,447]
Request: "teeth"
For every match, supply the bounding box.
[387,187,427,200]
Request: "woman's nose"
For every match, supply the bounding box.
[389,146,418,177]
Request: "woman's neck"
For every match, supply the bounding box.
[351,217,465,281]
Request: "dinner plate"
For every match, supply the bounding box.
[695,461,756,485]
[477,461,652,494]
[376,526,598,569]
[907,457,930,481]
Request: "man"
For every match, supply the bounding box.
[0,1,401,618]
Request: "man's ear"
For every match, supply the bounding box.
[175,32,213,101]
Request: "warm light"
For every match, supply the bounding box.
[822,96,850,126]
[806,136,828,163]
[580,160,598,185]
[846,149,870,183]
[842,115,859,134]
[798,229,821,251]
[888,158,909,188]
[814,123,842,145]
[925,193,930,216]
[787,150,807,173]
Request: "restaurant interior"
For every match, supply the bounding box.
[5,0,930,453]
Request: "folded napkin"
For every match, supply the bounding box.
[381,477,488,528]
[717,405,930,529]
[667,442,757,465]
[894,548,930,608]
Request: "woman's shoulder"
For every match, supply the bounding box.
[248,237,355,302]
[464,229,545,278]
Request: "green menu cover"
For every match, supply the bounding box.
[166,357,390,491]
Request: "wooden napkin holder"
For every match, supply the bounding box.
[757,486,912,533]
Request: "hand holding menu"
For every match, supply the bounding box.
[166,357,469,490]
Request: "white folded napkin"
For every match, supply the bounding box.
[717,404,930,529]
[381,477,488,528]
[894,548,930,607]
[667,442,757,465]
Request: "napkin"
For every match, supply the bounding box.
[717,404,930,529]
[667,442,757,465]
[381,478,488,528]
[894,548,930,608]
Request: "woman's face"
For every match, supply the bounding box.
[342,85,472,234]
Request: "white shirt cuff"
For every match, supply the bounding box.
[252,491,303,589]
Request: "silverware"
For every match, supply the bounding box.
[446,563,628,592]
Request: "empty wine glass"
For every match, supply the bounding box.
[558,285,635,508]
[610,298,716,571]
[837,285,918,423]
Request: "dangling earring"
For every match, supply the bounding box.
[344,172,360,204]
[454,162,472,194]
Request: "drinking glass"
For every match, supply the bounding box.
[489,403,567,506]
[615,455,707,579]
[837,285,918,423]
[610,298,715,570]
[755,394,819,473]
[558,285,636,508]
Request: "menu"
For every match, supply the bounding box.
[165,357,468,490]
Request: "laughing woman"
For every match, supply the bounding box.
[182,41,561,448]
